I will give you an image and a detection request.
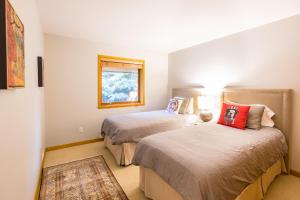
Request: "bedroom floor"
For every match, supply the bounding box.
[44,141,300,200]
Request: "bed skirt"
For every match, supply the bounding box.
[139,158,286,200]
[104,136,137,166]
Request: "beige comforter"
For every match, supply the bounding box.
[101,110,197,145]
[132,123,287,200]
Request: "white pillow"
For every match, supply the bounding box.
[166,98,183,114]
[186,97,194,114]
[226,101,275,127]
[173,96,193,114]
[260,105,275,127]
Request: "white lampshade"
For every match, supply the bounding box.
[197,95,214,110]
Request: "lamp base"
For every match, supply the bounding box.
[200,111,213,122]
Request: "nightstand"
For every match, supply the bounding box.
[193,120,204,125]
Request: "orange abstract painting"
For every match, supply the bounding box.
[5,0,25,87]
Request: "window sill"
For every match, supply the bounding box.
[98,102,145,109]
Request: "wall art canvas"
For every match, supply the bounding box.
[0,0,25,89]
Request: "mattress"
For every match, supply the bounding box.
[132,123,288,200]
[101,110,197,145]
[139,158,284,200]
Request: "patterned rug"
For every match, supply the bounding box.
[39,156,128,200]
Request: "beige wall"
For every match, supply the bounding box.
[168,15,300,172]
[44,34,168,147]
[0,0,45,199]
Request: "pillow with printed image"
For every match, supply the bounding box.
[166,98,183,114]
[218,103,251,129]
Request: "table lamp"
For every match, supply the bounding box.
[197,95,214,122]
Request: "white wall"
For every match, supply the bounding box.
[0,0,44,199]
[168,14,300,172]
[44,34,168,147]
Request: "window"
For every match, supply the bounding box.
[98,55,145,109]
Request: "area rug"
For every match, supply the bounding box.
[39,155,128,200]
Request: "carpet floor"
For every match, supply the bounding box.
[44,141,300,200]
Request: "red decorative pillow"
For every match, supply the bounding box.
[218,103,251,129]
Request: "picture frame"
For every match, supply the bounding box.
[0,0,25,89]
[37,56,44,87]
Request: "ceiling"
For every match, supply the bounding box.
[37,0,300,53]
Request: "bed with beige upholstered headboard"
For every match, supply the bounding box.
[135,88,293,200]
[222,88,293,172]
[172,87,293,172]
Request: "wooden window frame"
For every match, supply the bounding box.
[98,55,145,109]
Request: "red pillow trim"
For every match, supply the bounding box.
[218,103,250,129]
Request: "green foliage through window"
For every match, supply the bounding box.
[102,71,138,103]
